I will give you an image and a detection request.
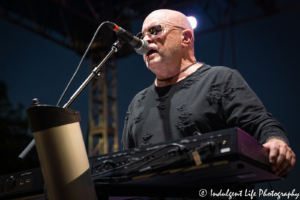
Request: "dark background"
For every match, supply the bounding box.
[0,0,299,198]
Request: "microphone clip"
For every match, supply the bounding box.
[112,39,125,53]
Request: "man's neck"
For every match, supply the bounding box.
[155,62,203,87]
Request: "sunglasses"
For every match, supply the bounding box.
[136,24,184,40]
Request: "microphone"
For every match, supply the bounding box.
[106,21,149,55]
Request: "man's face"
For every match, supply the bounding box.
[141,12,183,74]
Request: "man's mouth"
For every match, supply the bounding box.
[146,49,157,57]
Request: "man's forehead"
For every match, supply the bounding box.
[142,13,165,30]
[142,9,191,31]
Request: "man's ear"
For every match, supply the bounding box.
[181,29,193,46]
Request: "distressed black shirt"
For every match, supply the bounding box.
[122,64,288,149]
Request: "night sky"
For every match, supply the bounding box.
[1,1,300,197]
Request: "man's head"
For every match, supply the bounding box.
[141,9,196,78]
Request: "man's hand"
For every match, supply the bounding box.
[263,139,296,176]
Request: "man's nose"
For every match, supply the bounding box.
[143,34,153,42]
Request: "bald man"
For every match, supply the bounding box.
[122,9,295,181]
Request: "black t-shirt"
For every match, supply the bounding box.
[122,64,288,149]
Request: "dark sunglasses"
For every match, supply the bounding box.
[136,24,184,40]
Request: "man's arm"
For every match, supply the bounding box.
[122,99,136,150]
[218,68,295,175]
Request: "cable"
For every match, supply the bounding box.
[121,146,186,177]
[91,144,182,173]
[268,181,274,190]
[93,141,214,178]
[92,150,183,181]
[117,149,194,180]
[144,143,215,175]
[93,143,213,181]
[56,21,110,106]
[93,151,192,181]
[92,144,180,176]
[121,144,211,179]
[93,142,216,182]
[92,143,189,177]
[119,142,213,178]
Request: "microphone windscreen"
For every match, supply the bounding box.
[134,40,149,55]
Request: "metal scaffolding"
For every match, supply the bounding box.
[88,53,118,156]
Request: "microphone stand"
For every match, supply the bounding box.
[17,39,124,200]
[18,39,124,160]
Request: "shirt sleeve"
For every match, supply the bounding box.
[122,101,135,150]
[220,69,289,145]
